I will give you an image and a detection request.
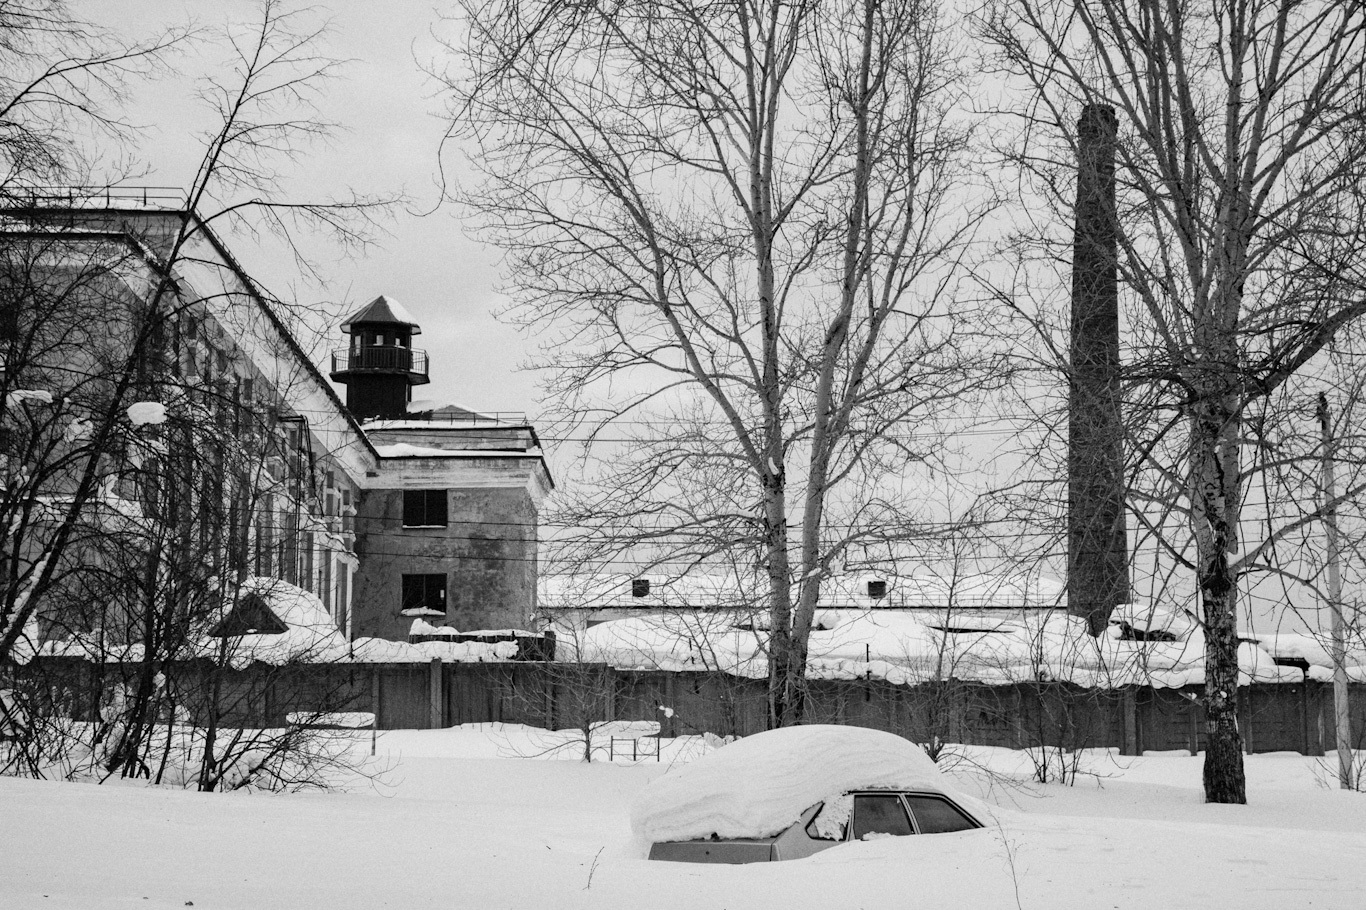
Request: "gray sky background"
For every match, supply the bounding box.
[99,1,537,415]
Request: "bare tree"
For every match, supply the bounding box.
[441,0,1003,727]
[0,0,190,191]
[980,0,1366,802]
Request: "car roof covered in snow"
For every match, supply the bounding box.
[631,725,950,844]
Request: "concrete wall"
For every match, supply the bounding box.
[33,656,1350,753]
[351,480,539,639]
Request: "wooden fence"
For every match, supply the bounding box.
[19,657,1365,756]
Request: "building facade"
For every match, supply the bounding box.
[1,196,550,651]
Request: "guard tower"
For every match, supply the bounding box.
[329,295,429,420]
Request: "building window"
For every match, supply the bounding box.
[401,574,446,615]
[402,489,447,527]
[320,555,332,612]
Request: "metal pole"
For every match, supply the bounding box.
[371,669,380,758]
[1318,393,1352,788]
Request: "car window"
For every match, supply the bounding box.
[851,794,913,840]
[903,795,979,833]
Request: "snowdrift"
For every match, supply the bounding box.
[631,725,951,843]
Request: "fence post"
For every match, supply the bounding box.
[1299,683,1309,756]
[371,667,381,733]
[1121,686,1137,756]
[1188,691,1200,756]
[1301,682,1325,757]
[664,673,676,738]
[606,666,617,722]
[428,658,443,730]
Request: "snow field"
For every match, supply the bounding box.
[3,724,1365,909]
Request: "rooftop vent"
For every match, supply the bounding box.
[631,578,651,598]
[867,580,887,599]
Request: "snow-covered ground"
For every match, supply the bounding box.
[4,725,1365,909]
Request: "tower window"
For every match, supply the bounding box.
[402,489,448,527]
[401,574,446,615]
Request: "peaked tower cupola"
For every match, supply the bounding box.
[329,294,430,420]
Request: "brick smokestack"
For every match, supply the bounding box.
[1068,104,1129,636]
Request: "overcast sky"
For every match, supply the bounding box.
[100,1,539,415]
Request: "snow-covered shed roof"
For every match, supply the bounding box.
[574,607,1308,689]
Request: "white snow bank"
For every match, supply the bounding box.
[1261,633,1366,670]
[373,443,533,459]
[126,401,167,426]
[631,725,946,843]
[1108,601,1197,639]
[6,389,53,406]
[409,620,539,640]
[350,637,518,663]
[581,609,1305,688]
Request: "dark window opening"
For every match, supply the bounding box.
[867,580,887,599]
[1115,621,1177,642]
[402,574,447,614]
[632,578,650,597]
[403,489,448,527]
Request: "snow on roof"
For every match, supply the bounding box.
[170,578,518,667]
[125,401,167,427]
[576,612,766,674]
[7,389,54,407]
[410,620,537,638]
[405,399,497,418]
[350,637,519,663]
[576,608,1306,688]
[373,443,540,459]
[1110,601,1197,638]
[240,577,332,629]
[211,577,348,668]
[631,725,949,843]
[340,294,421,334]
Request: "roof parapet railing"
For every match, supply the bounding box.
[397,409,530,425]
[1,185,187,209]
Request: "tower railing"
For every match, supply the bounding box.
[330,346,429,378]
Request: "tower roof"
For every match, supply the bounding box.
[340,294,422,335]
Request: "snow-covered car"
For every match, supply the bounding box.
[632,725,984,863]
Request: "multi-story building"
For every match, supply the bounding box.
[1,194,551,652]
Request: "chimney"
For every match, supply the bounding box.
[1068,104,1129,636]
